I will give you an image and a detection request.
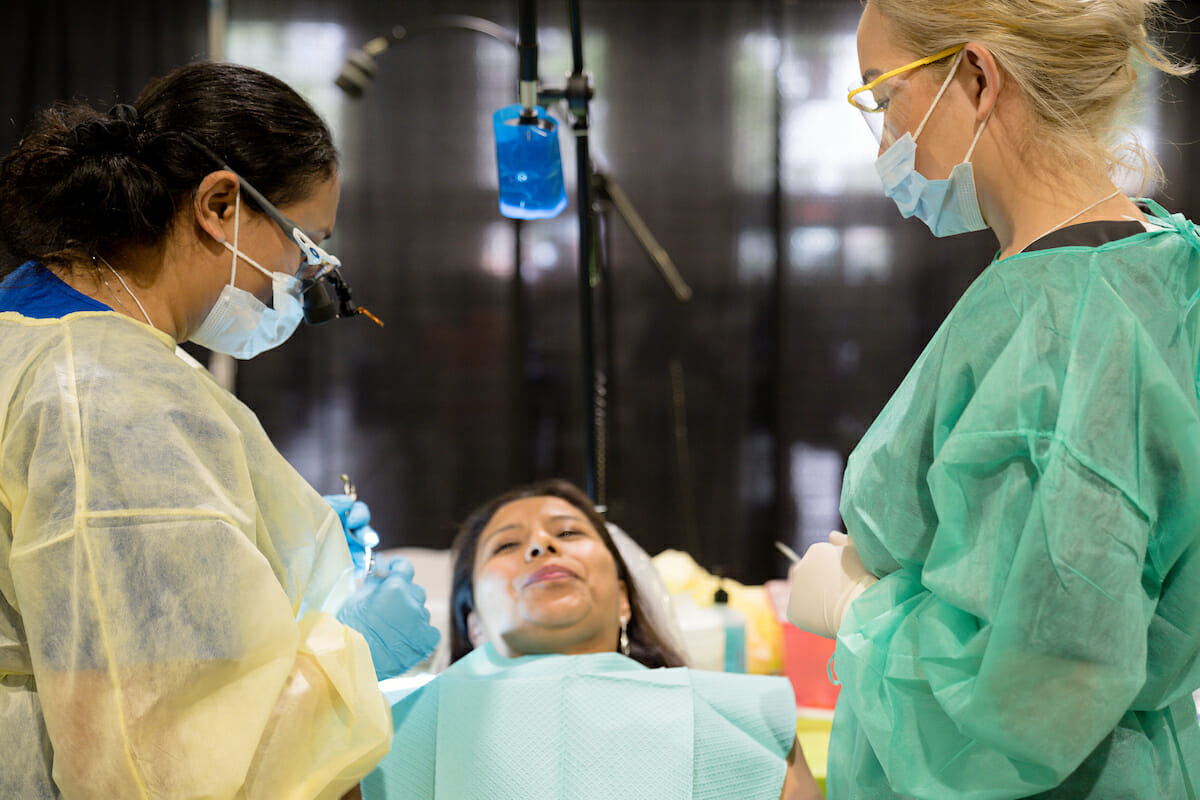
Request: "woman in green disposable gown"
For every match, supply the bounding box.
[363,479,823,800]
[785,0,1200,797]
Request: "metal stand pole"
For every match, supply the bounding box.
[206,0,236,393]
[564,0,600,503]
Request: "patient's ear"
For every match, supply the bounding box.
[618,579,631,622]
[467,610,487,649]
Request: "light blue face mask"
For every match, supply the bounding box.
[875,49,993,238]
[189,191,305,359]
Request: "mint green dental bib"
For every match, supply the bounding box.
[362,643,796,799]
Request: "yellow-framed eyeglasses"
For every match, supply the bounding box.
[846,44,965,113]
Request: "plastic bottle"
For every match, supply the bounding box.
[671,595,725,672]
[712,585,746,673]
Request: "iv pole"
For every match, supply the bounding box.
[336,2,692,507]
[205,0,237,394]
[563,0,600,503]
[530,0,692,507]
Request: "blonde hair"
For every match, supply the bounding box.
[870,0,1192,185]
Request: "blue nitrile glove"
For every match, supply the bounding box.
[324,493,380,576]
[335,557,441,680]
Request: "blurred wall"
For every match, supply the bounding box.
[4,0,1200,583]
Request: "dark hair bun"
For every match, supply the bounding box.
[0,102,173,263]
[0,63,337,267]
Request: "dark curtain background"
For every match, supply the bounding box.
[5,1,1200,584]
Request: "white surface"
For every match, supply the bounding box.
[378,672,438,705]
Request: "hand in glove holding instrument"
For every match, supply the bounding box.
[786,531,878,639]
[324,484,440,679]
[324,492,379,576]
[336,557,441,680]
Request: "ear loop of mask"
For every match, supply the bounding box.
[100,257,155,329]
[223,187,278,280]
[912,49,964,142]
[228,189,241,285]
[910,47,995,164]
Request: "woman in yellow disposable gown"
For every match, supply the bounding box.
[785,0,1200,797]
[0,62,438,799]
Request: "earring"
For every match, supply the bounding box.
[619,617,630,656]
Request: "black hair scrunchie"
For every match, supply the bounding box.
[68,103,143,156]
[108,103,139,123]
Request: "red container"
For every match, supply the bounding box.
[765,579,841,710]
[782,622,840,709]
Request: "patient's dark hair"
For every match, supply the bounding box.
[449,478,686,669]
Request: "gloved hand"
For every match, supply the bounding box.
[324,493,379,576]
[786,531,878,639]
[336,557,441,680]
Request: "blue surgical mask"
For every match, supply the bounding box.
[189,191,305,359]
[875,49,992,238]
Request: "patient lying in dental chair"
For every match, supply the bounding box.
[360,479,821,800]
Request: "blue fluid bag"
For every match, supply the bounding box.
[493,104,568,220]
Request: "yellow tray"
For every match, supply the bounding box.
[796,712,833,796]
